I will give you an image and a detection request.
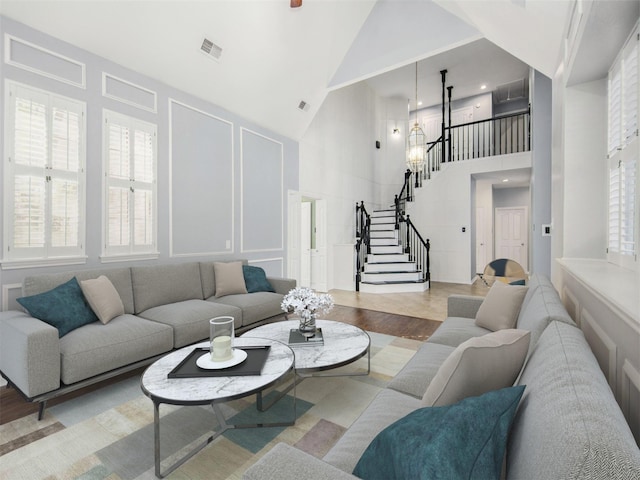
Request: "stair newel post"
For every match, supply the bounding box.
[440,69,447,162]
[365,215,371,256]
[426,238,431,282]
[394,195,400,230]
[405,215,411,258]
[447,85,453,164]
[405,169,412,202]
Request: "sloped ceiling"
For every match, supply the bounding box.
[0,0,575,140]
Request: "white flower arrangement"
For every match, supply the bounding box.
[281,287,334,317]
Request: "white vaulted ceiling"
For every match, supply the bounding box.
[3,0,621,141]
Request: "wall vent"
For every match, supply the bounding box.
[298,100,310,112]
[200,38,222,61]
[494,78,527,103]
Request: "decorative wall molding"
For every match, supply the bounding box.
[581,308,618,391]
[248,257,284,277]
[102,73,157,113]
[2,283,23,311]
[621,359,640,438]
[4,34,86,88]
[562,286,581,326]
[240,127,284,254]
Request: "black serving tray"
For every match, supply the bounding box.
[167,346,270,378]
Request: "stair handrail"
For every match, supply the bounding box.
[399,213,431,283]
[394,169,413,230]
[355,201,371,292]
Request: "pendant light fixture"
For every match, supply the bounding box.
[406,62,426,173]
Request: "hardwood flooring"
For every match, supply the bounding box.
[0,281,487,425]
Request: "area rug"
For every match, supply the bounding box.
[0,331,421,480]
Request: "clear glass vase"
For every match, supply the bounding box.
[299,310,317,336]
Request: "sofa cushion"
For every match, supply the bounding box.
[242,265,275,293]
[59,314,173,384]
[353,386,525,480]
[426,317,491,347]
[516,284,575,350]
[17,277,99,337]
[200,259,249,299]
[323,388,422,473]
[80,275,125,324]
[387,342,455,398]
[131,263,203,313]
[214,261,248,297]
[138,299,241,348]
[210,292,284,327]
[422,329,530,407]
[475,281,528,331]
[508,321,640,479]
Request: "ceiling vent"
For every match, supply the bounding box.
[200,38,222,61]
[494,78,527,103]
[298,100,310,112]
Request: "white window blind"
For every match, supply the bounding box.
[3,82,85,263]
[607,24,639,269]
[103,110,157,258]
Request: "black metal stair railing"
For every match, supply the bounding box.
[355,201,371,292]
[398,214,430,283]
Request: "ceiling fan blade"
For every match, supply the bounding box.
[291,0,302,7]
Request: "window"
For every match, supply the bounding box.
[3,81,86,265]
[102,110,157,260]
[607,25,639,270]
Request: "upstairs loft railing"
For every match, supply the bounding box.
[425,108,531,168]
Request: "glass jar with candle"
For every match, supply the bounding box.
[210,316,235,362]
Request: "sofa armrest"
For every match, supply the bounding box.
[447,295,485,319]
[267,277,296,295]
[243,443,357,480]
[0,311,60,398]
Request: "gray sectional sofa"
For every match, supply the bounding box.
[0,259,294,417]
[244,274,640,479]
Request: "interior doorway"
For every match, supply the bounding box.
[287,191,327,291]
[495,206,529,272]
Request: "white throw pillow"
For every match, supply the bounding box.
[422,329,530,407]
[80,275,125,324]
[213,261,248,297]
[475,281,528,331]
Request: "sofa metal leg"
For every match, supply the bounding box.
[38,401,47,420]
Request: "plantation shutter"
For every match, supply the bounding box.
[104,111,157,257]
[5,82,85,262]
[623,33,639,146]
[609,64,622,156]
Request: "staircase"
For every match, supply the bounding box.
[358,208,429,293]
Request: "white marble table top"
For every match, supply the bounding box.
[243,320,370,372]
[140,337,294,405]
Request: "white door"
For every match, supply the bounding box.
[495,207,528,272]
[421,113,442,143]
[310,199,328,292]
[476,206,488,273]
[287,190,302,285]
[301,202,312,287]
[451,106,474,160]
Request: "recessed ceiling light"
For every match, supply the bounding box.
[480,84,487,90]
[417,101,422,106]
[502,178,509,183]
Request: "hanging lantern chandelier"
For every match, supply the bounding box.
[406,62,426,173]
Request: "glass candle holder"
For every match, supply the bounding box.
[210,316,235,362]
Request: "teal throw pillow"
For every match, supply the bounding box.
[353,385,526,480]
[242,265,275,293]
[17,277,99,337]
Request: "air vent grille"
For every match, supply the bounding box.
[494,79,527,103]
[200,38,222,60]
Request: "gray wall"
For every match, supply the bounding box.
[493,186,530,209]
[0,16,299,308]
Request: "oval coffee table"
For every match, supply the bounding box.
[243,319,371,409]
[141,336,295,478]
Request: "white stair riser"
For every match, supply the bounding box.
[362,272,422,282]
[367,253,409,262]
[370,230,397,239]
[370,245,403,254]
[370,237,399,246]
[370,223,395,231]
[364,263,417,273]
[371,210,395,218]
[360,281,430,294]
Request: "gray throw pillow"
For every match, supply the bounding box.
[422,329,530,407]
[214,261,248,297]
[475,280,528,331]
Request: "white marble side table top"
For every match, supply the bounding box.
[244,319,371,372]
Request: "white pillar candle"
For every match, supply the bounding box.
[211,335,233,361]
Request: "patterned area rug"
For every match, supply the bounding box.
[0,331,420,480]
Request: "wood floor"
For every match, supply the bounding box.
[0,281,487,425]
